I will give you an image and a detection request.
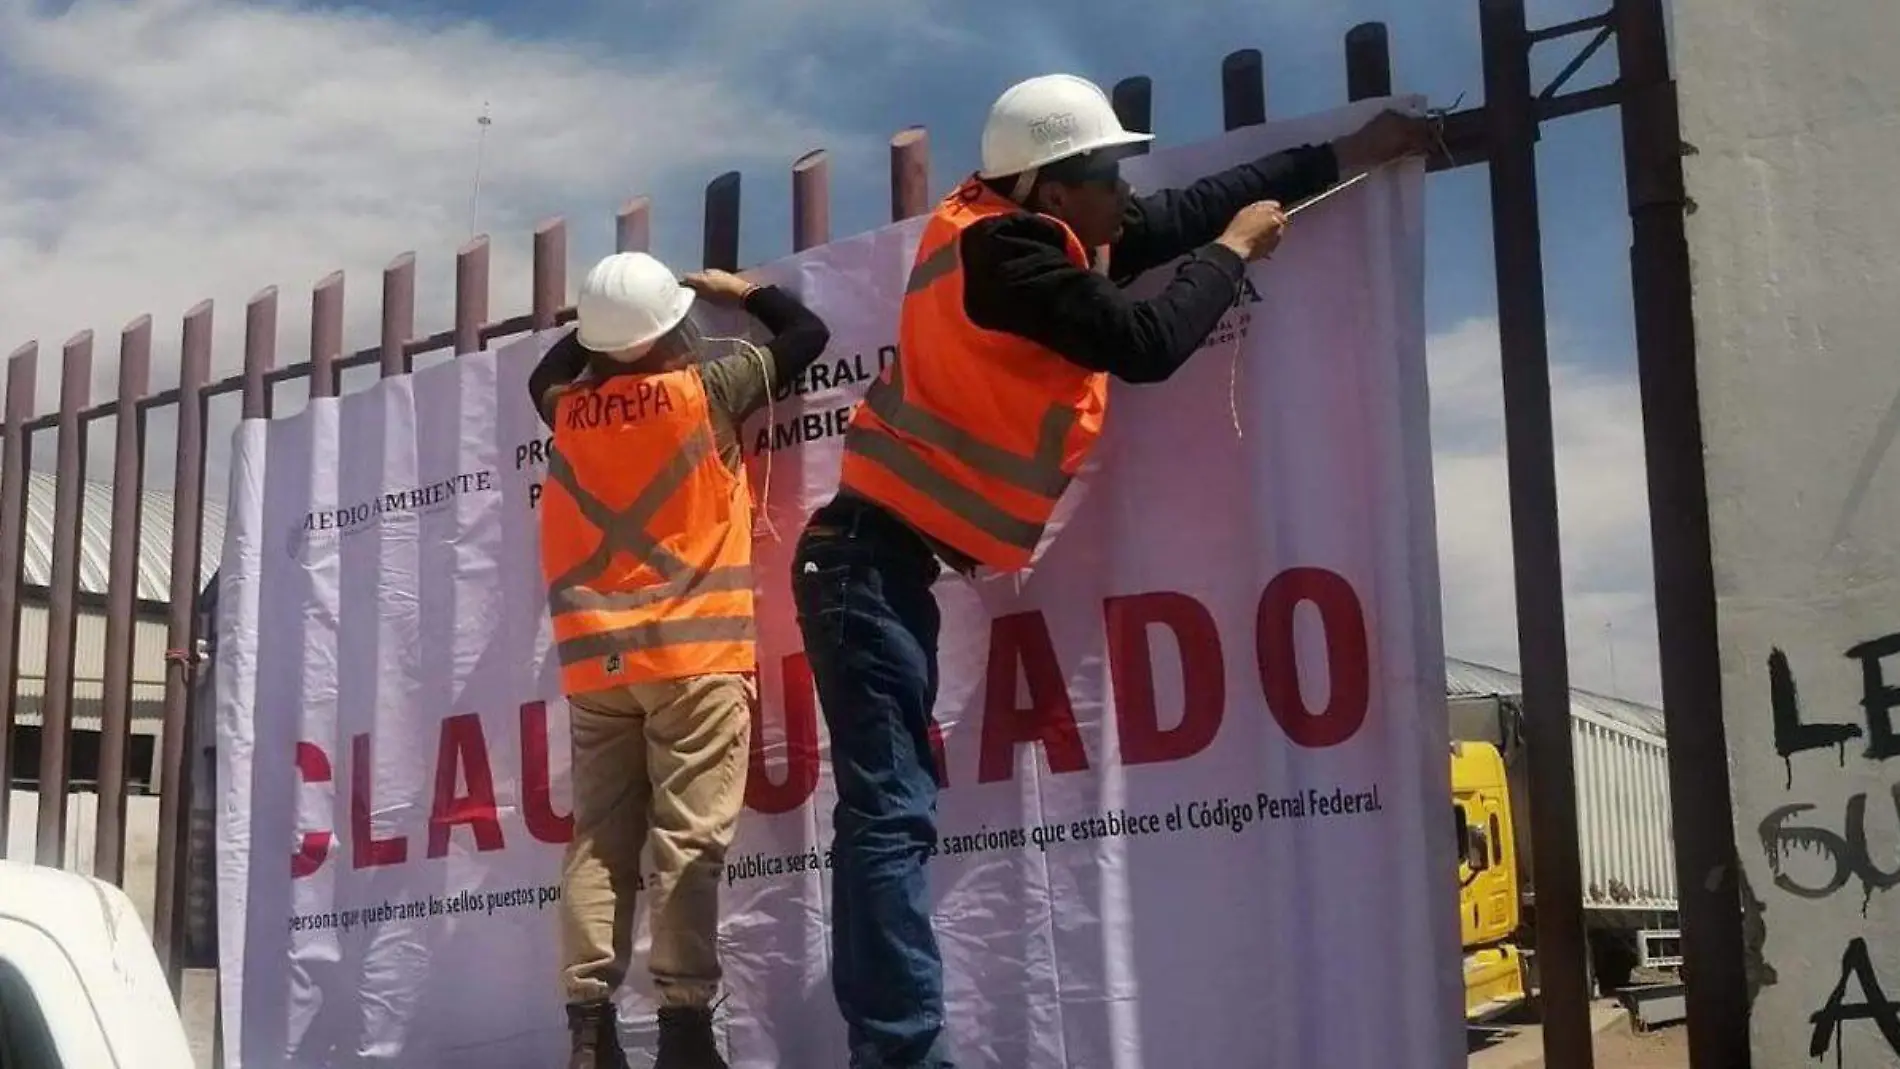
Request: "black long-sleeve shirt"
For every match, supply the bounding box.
[961,142,1340,383]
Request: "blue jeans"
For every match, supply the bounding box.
[791,497,956,1069]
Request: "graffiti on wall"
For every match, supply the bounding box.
[1759,633,1900,1060]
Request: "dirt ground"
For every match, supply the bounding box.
[1469,1000,1687,1069]
[1579,1023,1688,1068]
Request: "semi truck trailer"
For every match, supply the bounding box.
[1444,658,1680,1020]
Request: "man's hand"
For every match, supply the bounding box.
[1333,110,1434,172]
[681,269,758,305]
[1216,200,1289,262]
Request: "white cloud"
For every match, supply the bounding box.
[1427,316,1661,705]
[0,0,856,433]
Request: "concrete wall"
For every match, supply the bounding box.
[1674,0,1900,1063]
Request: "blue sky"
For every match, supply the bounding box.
[315,0,1636,360]
[0,0,1664,702]
[409,0,1637,362]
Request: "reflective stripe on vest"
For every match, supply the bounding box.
[540,365,754,691]
[847,358,1078,555]
[838,179,1107,570]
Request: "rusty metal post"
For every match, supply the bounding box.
[36,331,93,867]
[793,151,831,251]
[312,272,344,400]
[533,219,566,330]
[455,238,490,355]
[244,288,278,420]
[1221,49,1267,128]
[618,197,652,254]
[95,316,152,884]
[1480,0,1591,1063]
[890,129,930,221]
[382,254,416,379]
[155,299,213,988]
[0,344,35,856]
[1615,0,1750,1061]
[1110,77,1153,147]
[704,172,742,271]
[1345,23,1394,101]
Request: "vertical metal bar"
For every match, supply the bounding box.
[0,343,35,857]
[703,171,742,271]
[1479,0,1592,1063]
[793,150,831,251]
[533,219,566,330]
[617,197,652,254]
[1221,49,1267,128]
[890,129,930,221]
[243,288,278,421]
[36,331,93,868]
[1111,77,1154,148]
[455,237,490,355]
[1109,72,1152,287]
[1345,22,1395,101]
[311,272,344,400]
[1616,0,1750,1060]
[382,254,415,379]
[155,299,213,988]
[95,316,152,885]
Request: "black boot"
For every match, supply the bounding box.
[654,1005,728,1069]
[566,1001,625,1069]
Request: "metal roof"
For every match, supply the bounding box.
[1446,655,1666,739]
[13,470,224,603]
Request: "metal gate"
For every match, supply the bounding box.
[0,0,1748,1065]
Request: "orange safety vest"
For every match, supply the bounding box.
[539,362,755,695]
[838,178,1109,571]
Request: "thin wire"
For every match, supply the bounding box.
[468,103,492,238]
[1226,164,1387,440]
[1227,324,1247,440]
[1606,619,1621,698]
[700,331,782,542]
[1223,101,1462,440]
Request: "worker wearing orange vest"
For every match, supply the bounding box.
[790,75,1432,1067]
[530,252,831,1069]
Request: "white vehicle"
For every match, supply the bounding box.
[0,859,195,1068]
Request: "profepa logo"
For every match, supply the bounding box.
[285,470,497,561]
[1028,112,1078,146]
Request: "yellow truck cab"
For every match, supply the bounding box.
[0,859,196,1068]
[1452,739,1529,1020]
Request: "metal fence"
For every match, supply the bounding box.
[0,0,1749,1066]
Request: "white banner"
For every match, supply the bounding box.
[217,98,1461,1068]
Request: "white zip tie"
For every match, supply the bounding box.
[1284,167,1375,218]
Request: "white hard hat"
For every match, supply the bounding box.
[574,252,696,357]
[978,73,1154,181]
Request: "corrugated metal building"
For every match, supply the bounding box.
[8,470,225,796]
[1445,656,1667,737]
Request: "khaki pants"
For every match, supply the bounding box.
[560,672,753,1008]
